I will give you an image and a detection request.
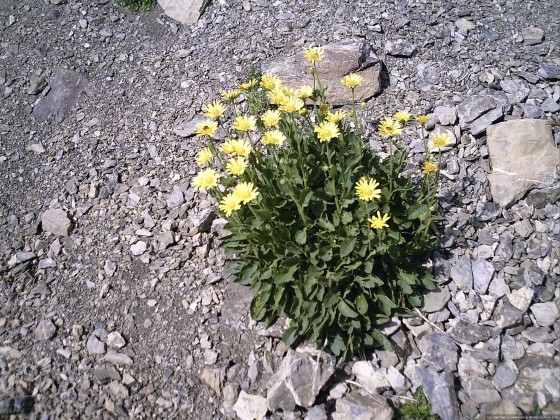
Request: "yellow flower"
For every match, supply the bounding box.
[326,110,347,123]
[261,74,282,90]
[226,156,247,176]
[296,85,314,99]
[280,96,304,113]
[394,110,411,122]
[195,119,219,137]
[239,79,258,90]
[314,121,340,142]
[261,110,281,127]
[432,133,451,150]
[220,139,236,155]
[341,73,364,89]
[191,168,220,191]
[233,182,259,204]
[195,147,213,166]
[267,88,287,106]
[219,193,241,217]
[262,130,286,146]
[221,89,242,101]
[422,160,438,174]
[232,115,257,132]
[203,100,227,119]
[355,177,382,201]
[232,139,252,156]
[378,117,403,137]
[369,211,391,229]
[304,46,325,63]
[416,115,429,125]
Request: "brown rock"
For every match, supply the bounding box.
[262,39,382,106]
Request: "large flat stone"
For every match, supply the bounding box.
[487,119,560,207]
[32,67,88,123]
[157,0,209,25]
[262,39,382,106]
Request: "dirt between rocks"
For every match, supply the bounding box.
[1,0,559,419]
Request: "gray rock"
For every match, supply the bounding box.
[458,355,487,377]
[92,366,121,383]
[86,335,106,355]
[495,299,525,329]
[513,219,533,238]
[385,39,416,57]
[464,377,501,404]
[267,349,335,411]
[108,381,129,400]
[469,107,504,136]
[157,0,209,25]
[352,362,390,394]
[130,241,147,256]
[16,251,35,262]
[26,143,46,154]
[107,331,126,349]
[421,286,451,313]
[450,256,472,292]
[500,79,530,104]
[220,282,253,330]
[28,74,47,95]
[41,209,73,236]
[0,396,34,416]
[35,319,56,341]
[501,335,526,360]
[522,26,544,45]
[538,63,560,80]
[418,332,459,372]
[448,320,493,345]
[471,259,494,294]
[480,400,522,416]
[516,355,558,402]
[413,366,460,420]
[103,351,133,365]
[541,97,560,113]
[166,188,185,209]
[174,114,206,138]
[262,39,382,106]
[521,326,555,343]
[32,67,88,123]
[233,390,268,420]
[492,360,518,391]
[305,405,327,420]
[104,260,116,277]
[487,119,560,207]
[432,106,457,125]
[190,208,217,233]
[458,95,497,125]
[38,258,56,269]
[530,302,559,327]
[521,103,544,119]
[332,392,393,420]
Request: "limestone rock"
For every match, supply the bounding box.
[41,209,73,236]
[199,367,224,396]
[418,332,459,372]
[522,26,544,45]
[352,362,390,394]
[174,114,206,138]
[458,95,503,135]
[233,390,268,420]
[487,119,560,207]
[530,302,559,327]
[464,377,501,404]
[35,319,56,341]
[267,349,335,411]
[332,392,393,420]
[413,366,460,420]
[157,0,209,25]
[384,39,416,57]
[32,67,88,123]
[262,39,382,106]
[421,286,451,313]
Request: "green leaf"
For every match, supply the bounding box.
[317,218,335,232]
[355,294,368,315]
[371,329,394,351]
[341,211,353,224]
[338,300,359,318]
[377,295,397,316]
[295,229,307,245]
[339,237,356,258]
[408,294,422,307]
[398,270,418,285]
[408,204,429,220]
[282,326,299,346]
[238,262,258,285]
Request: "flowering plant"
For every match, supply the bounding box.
[192,47,449,358]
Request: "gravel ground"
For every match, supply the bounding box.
[1,0,559,418]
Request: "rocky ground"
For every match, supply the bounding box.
[1,0,559,419]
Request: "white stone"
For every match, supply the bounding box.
[157,0,209,25]
[130,241,147,256]
[233,390,268,420]
[352,361,390,393]
[530,302,559,327]
[508,287,534,313]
